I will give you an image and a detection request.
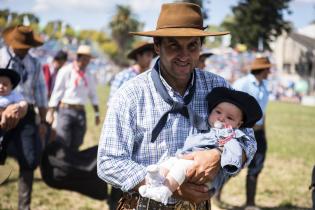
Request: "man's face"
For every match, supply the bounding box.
[0,76,13,96]
[137,50,154,71]
[13,48,30,59]
[77,55,91,70]
[154,37,201,86]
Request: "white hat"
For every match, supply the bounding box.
[76,45,94,57]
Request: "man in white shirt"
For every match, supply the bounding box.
[48,45,100,151]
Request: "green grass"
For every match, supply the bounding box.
[0,85,314,210]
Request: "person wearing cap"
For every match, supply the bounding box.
[48,45,100,151]
[107,41,156,106]
[228,56,271,210]
[0,25,48,210]
[198,51,213,70]
[138,87,262,205]
[97,3,257,209]
[43,50,68,143]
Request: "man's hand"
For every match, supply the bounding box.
[95,115,100,125]
[181,149,221,184]
[173,182,214,204]
[0,104,23,131]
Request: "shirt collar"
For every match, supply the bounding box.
[157,61,195,99]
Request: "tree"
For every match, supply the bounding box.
[222,0,292,51]
[109,5,143,66]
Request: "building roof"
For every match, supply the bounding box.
[290,32,315,50]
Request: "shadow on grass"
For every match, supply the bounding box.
[215,202,310,210]
[1,177,42,186]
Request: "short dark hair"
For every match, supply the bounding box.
[153,37,205,46]
[54,50,68,61]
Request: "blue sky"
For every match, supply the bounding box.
[1,0,314,31]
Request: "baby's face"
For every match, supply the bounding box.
[208,102,243,128]
[0,76,13,96]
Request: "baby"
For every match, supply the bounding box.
[0,68,27,142]
[139,87,263,204]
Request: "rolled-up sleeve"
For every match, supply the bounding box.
[97,91,146,191]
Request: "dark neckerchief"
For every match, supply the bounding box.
[150,59,196,142]
[6,47,28,83]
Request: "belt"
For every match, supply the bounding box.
[59,102,85,111]
[118,192,210,210]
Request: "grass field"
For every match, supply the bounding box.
[0,85,314,210]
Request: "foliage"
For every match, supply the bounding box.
[222,0,292,51]
[109,5,143,67]
[0,9,39,32]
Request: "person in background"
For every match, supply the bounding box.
[0,25,48,210]
[48,45,100,151]
[108,41,156,105]
[198,51,213,70]
[42,50,68,99]
[97,3,256,210]
[43,50,68,143]
[214,56,271,210]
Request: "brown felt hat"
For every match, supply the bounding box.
[3,25,43,49]
[251,57,272,71]
[127,42,156,60]
[130,3,229,37]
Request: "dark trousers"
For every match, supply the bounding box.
[2,106,41,210]
[246,129,267,205]
[56,107,86,150]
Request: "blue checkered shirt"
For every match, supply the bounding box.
[108,67,139,105]
[97,61,257,194]
[0,47,47,107]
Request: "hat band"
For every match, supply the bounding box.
[157,24,207,30]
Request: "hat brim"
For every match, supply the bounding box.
[130,28,229,37]
[127,43,157,60]
[207,87,263,128]
[0,68,21,89]
[3,26,43,49]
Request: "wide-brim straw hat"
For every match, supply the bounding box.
[206,87,263,128]
[130,3,229,37]
[0,68,21,89]
[251,57,273,71]
[76,45,95,58]
[3,25,43,49]
[0,165,12,184]
[127,42,157,60]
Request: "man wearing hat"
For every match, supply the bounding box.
[231,56,272,210]
[48,44,100,151]
[107,41,156,106]
[0,25,48,210]
[97,3,257,209]
[198,50,213,70]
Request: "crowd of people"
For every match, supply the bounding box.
[0,2,312,210]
